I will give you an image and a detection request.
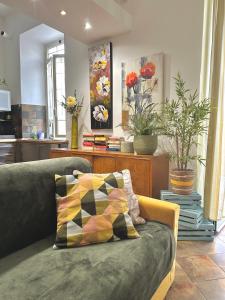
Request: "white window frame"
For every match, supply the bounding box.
[46,42,66,138]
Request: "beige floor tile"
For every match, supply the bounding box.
[166,281,206,300]
[197,279,225,300]
[195,238,225,255]
[177,255,225,282]
[167,225,225,298]
[177,239,225,258]
[210,253,225,270]
[166,263,205,300]
[177,241,203,258]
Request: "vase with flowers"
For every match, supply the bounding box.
[61,90,83,149]
[123,61,160,154]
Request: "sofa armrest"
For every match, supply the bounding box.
[137,195,180,239]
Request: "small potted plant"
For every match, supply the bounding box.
[161,73,211,195]
[124,99,160,155]
[123,61,161,155]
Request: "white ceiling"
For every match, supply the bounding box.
[21,24,64,45]
[0,0,133,44]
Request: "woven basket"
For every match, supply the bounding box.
[170,169,195,195]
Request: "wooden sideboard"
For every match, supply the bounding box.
[50,149,169,198]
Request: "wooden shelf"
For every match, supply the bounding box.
[51,148,157,159]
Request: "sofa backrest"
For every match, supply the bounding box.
[0,157,91,259]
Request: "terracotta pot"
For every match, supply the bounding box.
[170,169,195,195]
[133,135,158,155]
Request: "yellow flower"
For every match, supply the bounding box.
[93,60,107,70]
[103,109,108,121]
[66,96,77,107]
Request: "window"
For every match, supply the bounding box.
[47,42,66,137]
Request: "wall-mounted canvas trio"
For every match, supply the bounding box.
[88,42,163,130]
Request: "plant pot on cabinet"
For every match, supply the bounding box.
[133,135,158,155]
[170,169,195,195]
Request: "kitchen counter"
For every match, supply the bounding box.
[0,138,68,164]
[0,138,68,144]
[0,139,16,143]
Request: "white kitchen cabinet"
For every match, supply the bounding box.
[0,90,11,111]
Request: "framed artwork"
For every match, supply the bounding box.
[89,42,113,129]
[121,53,163,128]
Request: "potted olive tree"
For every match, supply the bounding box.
[162,73,211,195]
[125,99,160,155]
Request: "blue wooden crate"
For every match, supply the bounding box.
[160,190,214,241]
[198,220,215,230]
[160,190,201,201]
[179,220,200,230]
[179,230,214,237]
[180,207,203,218]
[178,236,214,241]
[179,219,215,230]
[179,204,201,209]
[179,214,203,225]
[160,190,201,207]
[165,199,201,206]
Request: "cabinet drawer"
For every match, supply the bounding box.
[77,155,93,164]
[93,156,116,173]
[116,158,151,196]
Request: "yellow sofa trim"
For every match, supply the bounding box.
[137,195,180,300]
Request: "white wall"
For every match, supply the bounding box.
[66,0,204,145]
[0,17,5,80]
[20,33,46,105]
[112,0,204,137]
[64,36,90,147]
[3,13,39,104]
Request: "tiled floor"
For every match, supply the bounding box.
[166,227,225,300]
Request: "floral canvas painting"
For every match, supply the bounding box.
[121,53,163,128]
[89,42,113,129]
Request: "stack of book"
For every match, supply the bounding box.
[160,190,215,241]
[107,136,123,151]
[94,135,108,151]
[82,133,94,150]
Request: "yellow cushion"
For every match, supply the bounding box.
[55,172,139,248]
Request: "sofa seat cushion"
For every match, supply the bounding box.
[0,222,175,300]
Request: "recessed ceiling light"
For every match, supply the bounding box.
[84,21,92,31]
[60,10,67,16]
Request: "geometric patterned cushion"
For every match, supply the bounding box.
[73,170,146,225]
[54,172,139,248]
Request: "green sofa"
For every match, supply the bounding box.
[0,158,176,300]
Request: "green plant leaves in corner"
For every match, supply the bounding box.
[160,73,211,170]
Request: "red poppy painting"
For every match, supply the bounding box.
[121,54,163,128]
